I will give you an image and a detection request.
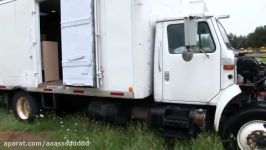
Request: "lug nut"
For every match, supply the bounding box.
[250,134,256,138]
[250,143,256,149]
[247,139,252,145]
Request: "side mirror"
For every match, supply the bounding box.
[182,17,197,62]
[182,47,194,62]
[184,17,198,47]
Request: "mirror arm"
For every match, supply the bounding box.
[199,49,210,59]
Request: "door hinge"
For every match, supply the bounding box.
[32,11,36,15]
[97,68,104,79]
[32,42,37,47]
[34,72,38,77]
[97,67,104,85]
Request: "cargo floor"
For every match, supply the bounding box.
[39,81,63,88]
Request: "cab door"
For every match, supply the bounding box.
[162,19,221,103]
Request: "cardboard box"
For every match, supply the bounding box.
[42,41,59,82]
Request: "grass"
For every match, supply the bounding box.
[0,106,224,150]
[257,56,266,63]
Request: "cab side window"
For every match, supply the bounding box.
[196,22,215,53]
[167,22,215,54]
[167,24,185,54]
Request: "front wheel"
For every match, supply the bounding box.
[221,103,266,150]
[12,91,40,121]
[237,120,266,150]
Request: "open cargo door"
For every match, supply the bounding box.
[0,0,41,87]
[61,0,95,87]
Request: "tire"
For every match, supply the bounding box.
[221,103,266,150]
[12,91,40,121]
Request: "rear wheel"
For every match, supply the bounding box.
[12,91,39,121]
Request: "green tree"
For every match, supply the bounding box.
[228,25,266,49]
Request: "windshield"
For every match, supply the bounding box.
[216,19,234,50]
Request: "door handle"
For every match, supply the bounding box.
[67,56,85,62]
[164,71,170,81]
[158,41,162,72]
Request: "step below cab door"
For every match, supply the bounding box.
[160,19,221,103]
[61,0,96,87]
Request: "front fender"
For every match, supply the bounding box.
[211,84,241,131]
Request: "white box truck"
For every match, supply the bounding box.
[0,0,266,149]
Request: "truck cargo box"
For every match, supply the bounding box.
[0,0,179,99]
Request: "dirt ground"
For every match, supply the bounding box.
[0,131,54,142]
[0,131,56,150]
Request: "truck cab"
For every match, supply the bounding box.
[154,15,237,104]
[151,15,266,150]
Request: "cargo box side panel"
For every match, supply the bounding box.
[61,0,96,87]
[0,0,41,87]
[97,0,134,93]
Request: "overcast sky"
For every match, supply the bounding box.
[204,0,266,36]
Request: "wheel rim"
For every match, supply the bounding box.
[16,96,31,120]
[237,120,266,150]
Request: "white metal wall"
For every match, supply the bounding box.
[61,0,95,87]
[96,0,134,94]
[0,0,41,87]
[96,0,180,98]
